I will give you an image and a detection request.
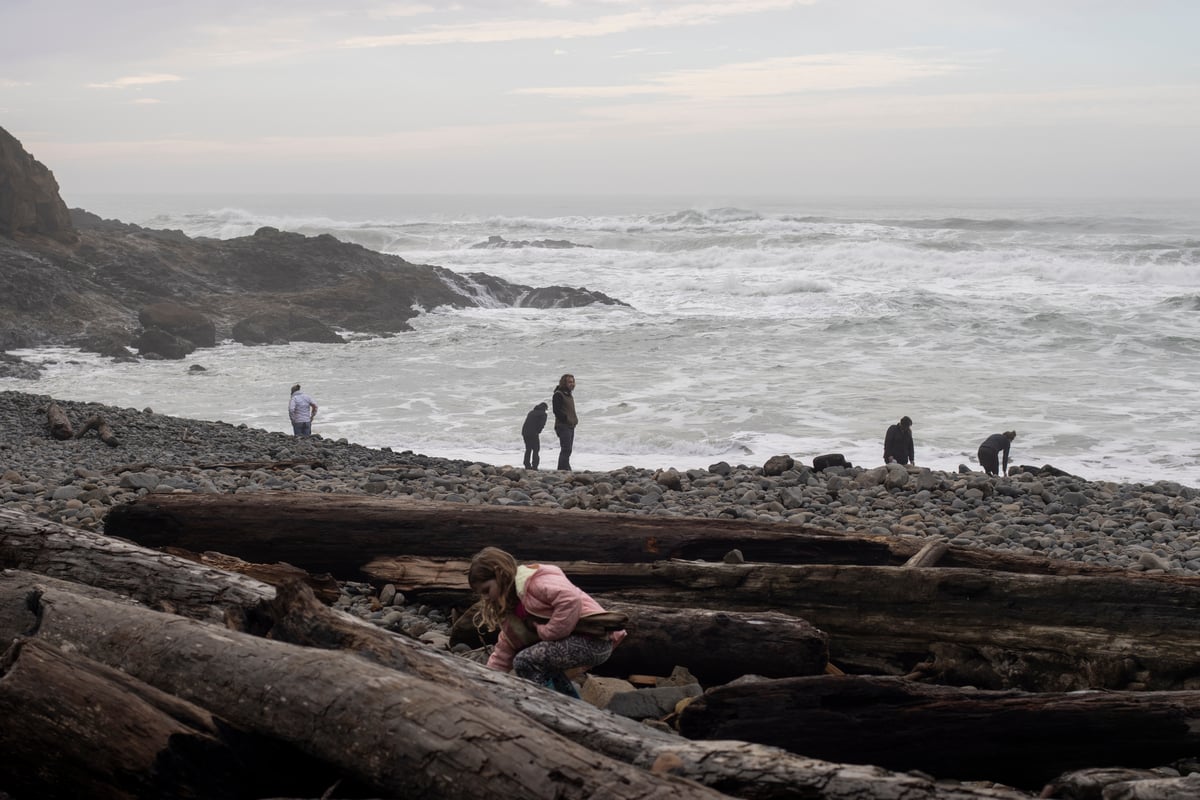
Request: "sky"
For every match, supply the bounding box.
[1,0,1198,199]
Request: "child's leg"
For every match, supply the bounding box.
[512,636,613,685]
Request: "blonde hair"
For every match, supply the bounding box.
[468,547,519,631]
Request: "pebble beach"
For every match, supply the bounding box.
[4,389,1199,576]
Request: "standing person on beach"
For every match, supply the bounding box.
[883,416,915,466]
[288,383,318,437]
[468,546,626,697]
[552,374,577,471]
[978,430,1016,477]
[521,402,548,470]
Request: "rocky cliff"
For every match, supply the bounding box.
[0,127,74,243]
[0,127,625,364]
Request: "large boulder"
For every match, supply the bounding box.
[0,126,75,242]
[133,327,196,359]
[232,310,345,345]
[138,302,217,348]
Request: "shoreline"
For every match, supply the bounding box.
[3,388,1199,577]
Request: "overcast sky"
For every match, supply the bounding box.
[2,0,1197,198]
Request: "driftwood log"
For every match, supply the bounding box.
[363,553,1200,691]
[0,637,347,799]
[162,546,341,604]
[0,572,727,800]
[46,401,73,440]
[0,510,1033,799]
[0,506,271,620]
[677,675,1200,790]
[1046,770,1200,799]
[448,596,831,686]
[103,492,1142,578]
[75,413,120,446]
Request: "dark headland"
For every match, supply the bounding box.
[0,125,624,373]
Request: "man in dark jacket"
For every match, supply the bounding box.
[978,430,1016,477]
[521,402,548,470]
[883,416,915,466]
[552,374,577,471]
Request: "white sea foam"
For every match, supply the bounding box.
[14,193,1200,485]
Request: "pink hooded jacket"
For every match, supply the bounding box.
[486,563,627,672]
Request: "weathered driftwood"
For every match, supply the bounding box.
[677,675,1200,789]
[162,546,341,604]
[1042,768,1192,800]
[904,540,949,567]
[612,560,1200,691]
[365,553,1200,691]
[448,596,830,686]
[0,637,343,799]
[0,573,726,800]
[103,492,1152,579]
[75,413,120,447]
[0,506,272,620]
[252,581,1031,800]
[0,556,1032,800]
[6,506,1183,797]
[46,401,73,439]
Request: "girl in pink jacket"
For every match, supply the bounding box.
[468,547,626,696]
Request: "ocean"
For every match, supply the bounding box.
[5,192,1200,486]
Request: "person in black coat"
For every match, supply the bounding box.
[552,374,577,471]
[521,402,548,470]
[978,430,1016,477]
[883,416,915,466]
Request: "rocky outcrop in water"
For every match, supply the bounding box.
[0,127,627,359]
[470,234,593,249]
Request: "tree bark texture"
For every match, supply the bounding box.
[612,560,1200,691]
[448,596,830,686]
[0,572,728,800]
[677,675,1200,791]
[6,504,1183,798]
[162,545,341,604]
[104,492,1147,578]
[0,506,272,621]
[362,553,1200,691]
[0,637,345,799]
[252,579,1032,800]
[0,566,1033,800]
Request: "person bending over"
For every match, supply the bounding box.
[883,415,915,466]
[521,401,548,470]
[468,546,625,697]
[977,430,1016,477]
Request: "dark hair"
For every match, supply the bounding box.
[900,416,912,427]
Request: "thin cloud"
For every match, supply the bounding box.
[516,51,969,99]
[0,78,32,88]
[568,84,1200,135]
[87,74,184,90]
[339,0,812,47]
[366,3,437,18]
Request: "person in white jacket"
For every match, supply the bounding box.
[288,383,318,436]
